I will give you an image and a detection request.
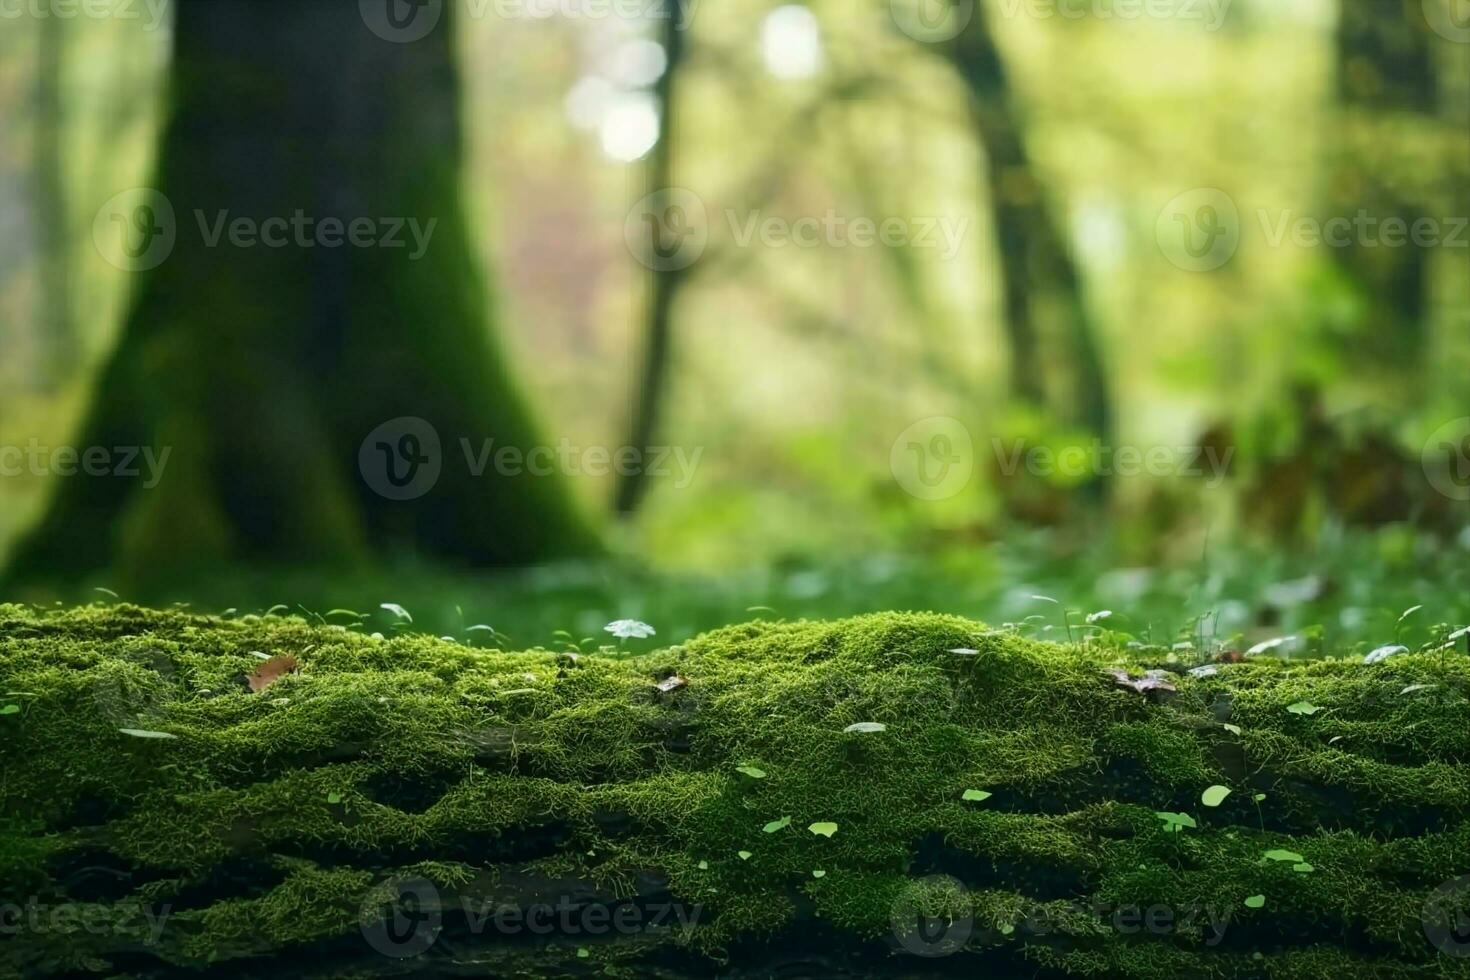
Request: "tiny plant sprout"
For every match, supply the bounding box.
[1202,785,1232,807]
[1155,811,1197,833]
[808,822,838,838]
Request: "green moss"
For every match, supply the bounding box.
[3,604,1469,978]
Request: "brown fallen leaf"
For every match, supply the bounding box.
[1104,668,1177,695]
[248,654,299,693]
[655,675,689,695]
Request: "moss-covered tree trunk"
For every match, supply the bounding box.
[5,0,596,593]
[4,607,1469,979]
[944,11,1114,459]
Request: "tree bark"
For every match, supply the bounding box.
[5,0,598,592]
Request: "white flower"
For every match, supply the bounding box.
[605,619,656,640]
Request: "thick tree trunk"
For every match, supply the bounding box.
[944,11,1113,453]
[5,0,597,592]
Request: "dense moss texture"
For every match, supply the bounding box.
[2,605,1469,978]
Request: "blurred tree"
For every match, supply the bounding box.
[5,0,597,592]
[941,8,1113,457]
[33,13,71,390]
[1329,0,1438,374]
[616,0,688,516]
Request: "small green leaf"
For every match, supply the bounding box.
[1201,785,1232,808]
[577,947,589,959]
[843,722,887,734]
[1253,793,1267,803]
[808,822,838,838]
[1292,862,1315,873]
[0,704,20,716]
[762,816,792,833]
[1244,895,1266,909]
[1286,701,1321,716]
[1263,849,1305,863]
[812,870,826,878]
[735,765,767,779]
[1222,723,1242,735]
[962,789,993,803]
[380,603,413,623]
[737,850,752,861]
[1155,811,1197,832]
[697,860,708,870]
[119,728,176,739]
[327,792,343,805]
[999,922,1016,935]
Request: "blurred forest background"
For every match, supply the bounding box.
[0,0,1467,648]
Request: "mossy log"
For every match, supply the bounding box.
[3,606,1470,979]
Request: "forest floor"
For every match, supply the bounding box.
[53,525,1470,662]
